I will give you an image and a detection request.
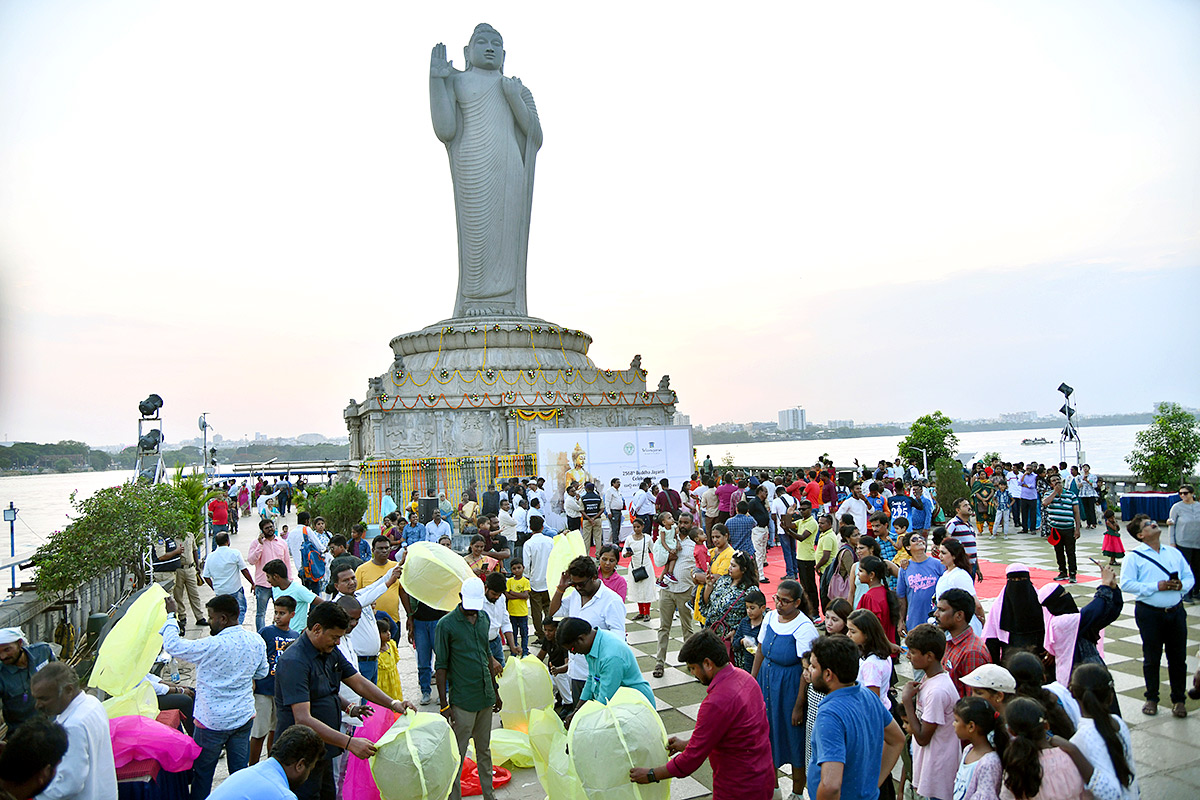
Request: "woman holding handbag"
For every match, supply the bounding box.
[624,518,656,620]
[699,550,759,651]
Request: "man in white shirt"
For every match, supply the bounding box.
[771,486,798,579]
[653,515,701,677]
[425,509,453,544]
[483,573,519,660]
[603,478,626,546]
[547,555,626,705]
[837,482,872,536]
[630,479,656,533]
[30,663,117,800]
[497,499,519,544]
[563,484,583,531]
[201,532,254,624]
[330,559,403,685]
[522,516,555,646]
[700,477,720,537]
[512,499,530,562]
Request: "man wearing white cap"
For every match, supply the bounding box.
[0,627,54,729]
[435,578,501,800]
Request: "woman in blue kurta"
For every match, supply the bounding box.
[750,579,820,798]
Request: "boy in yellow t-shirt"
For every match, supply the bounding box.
[505,561,532,656]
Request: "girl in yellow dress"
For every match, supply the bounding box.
[375,619,404,701]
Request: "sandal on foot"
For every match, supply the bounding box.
[1142,701,1158,716]
[652,665,664,678]
[1173,702,1188,718]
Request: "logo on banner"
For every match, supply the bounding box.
[623,442,635,456]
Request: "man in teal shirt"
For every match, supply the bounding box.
[558,618,654,709]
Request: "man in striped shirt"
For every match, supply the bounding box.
[945,498,980,579]
[1043,474,1082,583]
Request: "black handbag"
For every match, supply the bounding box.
[632,565,649,582]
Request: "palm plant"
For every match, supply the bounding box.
[172,465,221,546]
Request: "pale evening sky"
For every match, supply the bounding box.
[0,1,1197,446]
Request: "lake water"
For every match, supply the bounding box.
[0,423,1146,590]
[703,423,1145,476]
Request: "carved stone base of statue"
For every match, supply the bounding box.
[344,315,677,461]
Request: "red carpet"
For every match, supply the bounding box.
[610,543,1096,608]
[974,558,1096,599]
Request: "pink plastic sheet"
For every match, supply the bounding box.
[343,702,398,800]
[109,715,202,772]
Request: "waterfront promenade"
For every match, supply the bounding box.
[184,509,1200,799]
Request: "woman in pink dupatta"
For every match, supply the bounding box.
[1038,563,1123,686]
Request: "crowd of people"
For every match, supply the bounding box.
[1,459,1196,800]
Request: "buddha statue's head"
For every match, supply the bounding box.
[465,23,504,72]
[572,443,586,468]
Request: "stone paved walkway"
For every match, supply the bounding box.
[186,511,1199,799]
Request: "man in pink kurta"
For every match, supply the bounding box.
[246,518,293,631]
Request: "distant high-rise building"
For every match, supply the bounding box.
[778,407,807,431]
[999,411,1037,423]
[673,413,691,426]
[828,419,854,429]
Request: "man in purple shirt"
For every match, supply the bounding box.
[630,630,774,799]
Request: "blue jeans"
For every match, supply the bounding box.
[512,616,529,656]
[254,585,272,632]
[489,636,504,663]
[780,538,798,578]
[358,657,378,685]
[232,588,247,625]
[192,717,252,799]
[414,618,438,696]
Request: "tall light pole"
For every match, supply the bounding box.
[4,503,17,588]
[1057,384,1081,465]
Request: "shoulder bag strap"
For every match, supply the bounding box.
[1133,548,1174,578]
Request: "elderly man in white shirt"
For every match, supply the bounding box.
[29,663,116,800]
[329,558,403,685]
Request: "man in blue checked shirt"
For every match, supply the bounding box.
[1119,515,1195,718]
[162,593,269,799]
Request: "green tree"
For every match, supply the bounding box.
[1126,403,1200,487]
[897,411,959,469]
[52,458,73,473]
[304,482,367,537]
[933,457,970,518]
[33,482,192,597]
[88,450,112,471]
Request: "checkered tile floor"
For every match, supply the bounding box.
[212,516,1200,799]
